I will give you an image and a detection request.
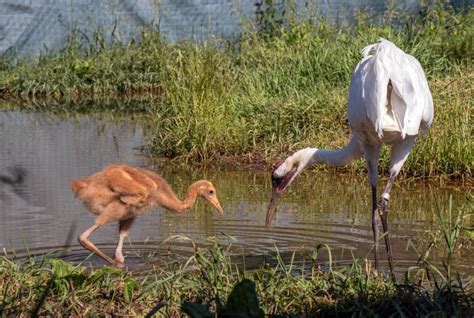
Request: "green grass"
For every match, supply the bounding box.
[0,3,472,177]
[0,196,472,316]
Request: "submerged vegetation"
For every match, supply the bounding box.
[0,196,472,316]
[0,2,472,177]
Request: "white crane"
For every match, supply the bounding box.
[265,38,434,275]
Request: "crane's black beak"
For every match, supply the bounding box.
[265,164,298,228]
[266,187,282,228]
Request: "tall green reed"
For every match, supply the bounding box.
[1,230,472,316]
[407,195,473,292]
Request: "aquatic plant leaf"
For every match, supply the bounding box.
[124,277,138,303]
[223,279,264,318]
[181,301,213,318]
[49,259,76,278]
[97,266,122,275]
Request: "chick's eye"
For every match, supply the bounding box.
[209,190,214,195]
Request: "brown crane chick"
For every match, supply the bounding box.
[71,164,223,266]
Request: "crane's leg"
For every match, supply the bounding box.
[365,144,381,272]
[381,136,415,279]
[78,201,128,266]
[378,179,395,280]
[78,224,114,265]
[114,217,136,267]
[371,185,381,271]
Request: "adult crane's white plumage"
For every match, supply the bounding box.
[265,38,434,276]
[349,38,433,142]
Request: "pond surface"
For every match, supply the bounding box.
[0,110,472,277]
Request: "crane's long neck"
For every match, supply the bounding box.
[156,181,203,213]
[271,137,364,197]
[311,137,363,167]
[294,137,363,172]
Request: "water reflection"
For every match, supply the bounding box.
[0,110,471,276]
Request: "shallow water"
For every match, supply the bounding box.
[0,110,472,277]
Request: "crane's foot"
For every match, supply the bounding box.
[114,252,125,268]
[78,236,115,265]
[114,260,125,268]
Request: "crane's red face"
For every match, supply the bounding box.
[266,160,298,228]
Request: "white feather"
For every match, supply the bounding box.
[348,38,433,142]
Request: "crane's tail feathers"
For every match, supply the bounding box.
[361,44,377,57]
[361,38,390,57]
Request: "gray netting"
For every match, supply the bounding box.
[0,0,471,57]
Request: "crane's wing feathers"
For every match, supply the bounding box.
[104,165,158,206]
[351,38,433,139]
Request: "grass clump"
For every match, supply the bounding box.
[0,240,472,316]
[0,3,472,177]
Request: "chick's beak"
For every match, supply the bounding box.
[208,197,224,214]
